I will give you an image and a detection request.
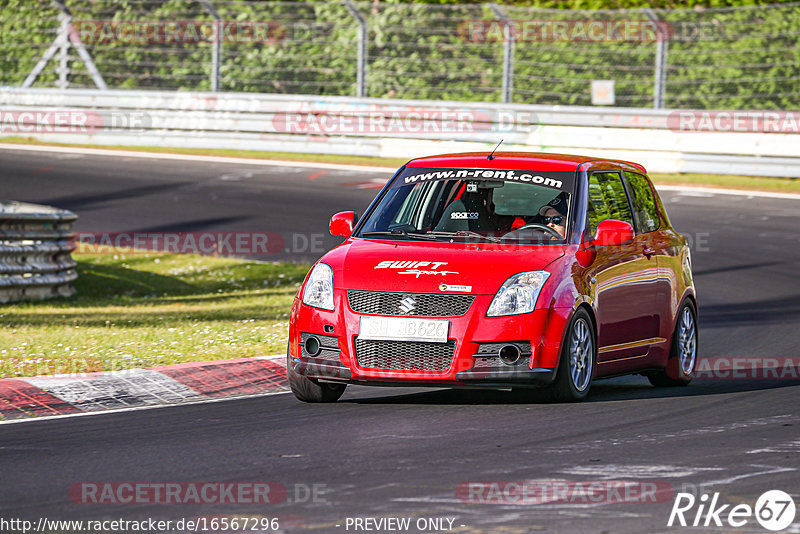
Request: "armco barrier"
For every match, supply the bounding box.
[1,88,798,177]
[0,201,78,303]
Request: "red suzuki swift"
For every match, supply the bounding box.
[288,152,698,402]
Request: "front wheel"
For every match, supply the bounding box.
[648,300,698,387]
[548,309,596,402]
[287,353,347,402]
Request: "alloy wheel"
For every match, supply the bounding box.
[569,318,593,392]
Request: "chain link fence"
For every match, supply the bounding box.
[1,0,799,110]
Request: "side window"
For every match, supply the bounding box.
[624,171,660,233]
[586,172,634,236]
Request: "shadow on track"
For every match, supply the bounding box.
[128,215,251,234]
[343,376,800,405]
[699,294,800,327]
[44,183,180,210]
[693,260,786,277]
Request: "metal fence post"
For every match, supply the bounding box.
[199,0,221,92]
[23,0,107,90]
[343,0,367,98]
[644,8,668,109]
[489,4,514,104]
[57,15,70,89]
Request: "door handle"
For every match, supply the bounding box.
[643,247,655,258]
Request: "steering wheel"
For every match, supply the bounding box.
[513,223,563,239]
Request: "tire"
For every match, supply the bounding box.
[287,353,347,403]
[548,309,596,402]
[648,300,698,387]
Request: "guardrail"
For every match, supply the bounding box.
[1,88,798,177]
[0,201,78,303]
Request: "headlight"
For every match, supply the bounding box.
[487,271,550,317]
[302,262,334,310]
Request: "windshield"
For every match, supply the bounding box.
[357,167,575,244]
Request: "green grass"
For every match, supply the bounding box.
[0,250,309,378]
[2,136,799,194]
[649,172,800,193]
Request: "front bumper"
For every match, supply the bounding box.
[290,355,557,388]
[288,290,570,388]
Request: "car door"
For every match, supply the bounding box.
[625,171,689,359]
[623,171,674,345]
[586,171,661,370]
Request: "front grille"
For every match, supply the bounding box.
[472,357,498,369]
[473,342,532,370]
[348,290,474,317]
[476,341,532,355]
[354,339,456,371]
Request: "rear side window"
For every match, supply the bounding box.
[586,172,634,235]
[624,171,660,233]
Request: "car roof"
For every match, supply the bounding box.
[405,151,647,174]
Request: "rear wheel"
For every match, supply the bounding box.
[648,301,698,387]
[287,353,347,403]
[548,309,595,402]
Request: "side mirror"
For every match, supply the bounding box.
[592,219,634,247]
[329,211,356,237]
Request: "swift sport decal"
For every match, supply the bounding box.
[394,167,575,193]
[375,260,449,270]
[374,260,458,278]
[399,269,458,278]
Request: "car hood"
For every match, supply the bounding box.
[323,238,566,295]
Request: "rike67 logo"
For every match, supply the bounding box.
[668,489,796,531]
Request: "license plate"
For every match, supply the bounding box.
[359,316,449,343]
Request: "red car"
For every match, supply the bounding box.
[287,152,698,402]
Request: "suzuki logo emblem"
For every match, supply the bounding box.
[398,296,417,314]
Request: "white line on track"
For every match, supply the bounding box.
[698,465,798,487]
[0,143,396,173]
[4,143,800,200]
[254,354,286,361]
[656,184,800,200]
[559,464,723,479]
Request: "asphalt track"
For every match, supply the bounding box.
[1,147,799,533]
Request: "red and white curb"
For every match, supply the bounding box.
[0,355,288,421]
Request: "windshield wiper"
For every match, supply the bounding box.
[427,230,500,243]
[360,230,438,241]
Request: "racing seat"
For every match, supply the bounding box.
[434,191,496,232]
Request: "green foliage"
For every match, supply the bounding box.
[1,0,798,109]
[390,0,788,7]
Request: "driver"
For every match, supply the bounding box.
[538,196,567,239]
